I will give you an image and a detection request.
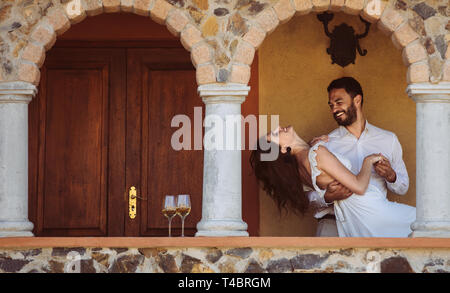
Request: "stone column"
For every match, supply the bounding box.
[195,83,250,237]
[407,82,450,238]
[0,81,37,237]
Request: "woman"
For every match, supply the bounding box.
[250,125,415,237]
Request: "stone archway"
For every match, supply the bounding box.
[0,1,448,86]
[229,0,450,237]
[0,0,252,237]
[0,0,449,237]
[193,0,449,238]
[227,0,433,86]
[16,0,218,86]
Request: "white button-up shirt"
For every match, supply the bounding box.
[308,121,409,218]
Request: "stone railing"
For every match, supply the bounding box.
[0,237,449,273]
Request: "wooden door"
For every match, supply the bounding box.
[29,40,259,236]
[126,48,202,236]
[29,45,203,236]
[29,48,127,236]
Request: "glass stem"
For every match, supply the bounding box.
[181,217,185,237]
[168,217,172,237]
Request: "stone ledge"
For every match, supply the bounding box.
[406,82,450,99]
[0,81,38,96]
[198,83,251,97]
[1,237,450,249]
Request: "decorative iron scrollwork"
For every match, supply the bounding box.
[317,12,371,67]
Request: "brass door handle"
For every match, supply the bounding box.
[129,186,137,219]
[129,186,147,219]
[130,195,147,200]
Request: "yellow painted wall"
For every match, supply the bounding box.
[258,13,416,236]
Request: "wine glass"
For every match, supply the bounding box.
[162,195,177,237]
[176,194,191,237]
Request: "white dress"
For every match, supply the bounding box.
[309,141,416,237]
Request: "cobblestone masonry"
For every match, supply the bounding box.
[0,246,449,273]
[0,1,448,84]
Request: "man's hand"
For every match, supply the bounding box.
[324,180,353,203]
[374,155,396,183]
[309,135,329,146]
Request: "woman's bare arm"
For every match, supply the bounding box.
[314,146,380,195]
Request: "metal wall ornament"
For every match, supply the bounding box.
[317,12,372,68]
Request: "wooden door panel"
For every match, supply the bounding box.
[143,69,202,236]
[127,48,203,236]
[30,48,126,236]
[43,68,107,232]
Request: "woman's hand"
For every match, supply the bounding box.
[364,153,384,165]
[373,154,396,183]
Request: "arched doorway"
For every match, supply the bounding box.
[27,13,259,236]
[257,12,416,236]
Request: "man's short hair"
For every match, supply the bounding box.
[327,77,364,106]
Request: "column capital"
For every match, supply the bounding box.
[198,83,250,103]
[0,81,37,103]
[406,82,450,103]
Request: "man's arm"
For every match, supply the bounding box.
[376,134,409,195]
[323,181,353,202]
[307,181,353,207]
[307,182,352,219]
[307,190,330,209]
[307,190,333,219]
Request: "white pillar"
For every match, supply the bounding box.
[407,82,450,238]
[0,81,37,237]
[195,83,250,237]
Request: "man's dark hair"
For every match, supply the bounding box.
[327,77,364,107]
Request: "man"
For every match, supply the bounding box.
[308,77,409,237]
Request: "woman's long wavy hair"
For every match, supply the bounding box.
[249,138,309,216]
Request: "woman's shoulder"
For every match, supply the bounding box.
[310,141,332,158]
[313,143,352,171]
[311,142,349,169]
[309,140,328,153]
[308,141,334,172]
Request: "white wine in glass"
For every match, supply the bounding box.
[162,195,177,237]
[176,194,191,237]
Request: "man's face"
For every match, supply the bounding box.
[328,88,357,126]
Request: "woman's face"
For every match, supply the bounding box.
[268,125,297,153]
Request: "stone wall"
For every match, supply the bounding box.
[0,0,448,86]
[0,246,449,273]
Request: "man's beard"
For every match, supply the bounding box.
[334,102,357,126]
